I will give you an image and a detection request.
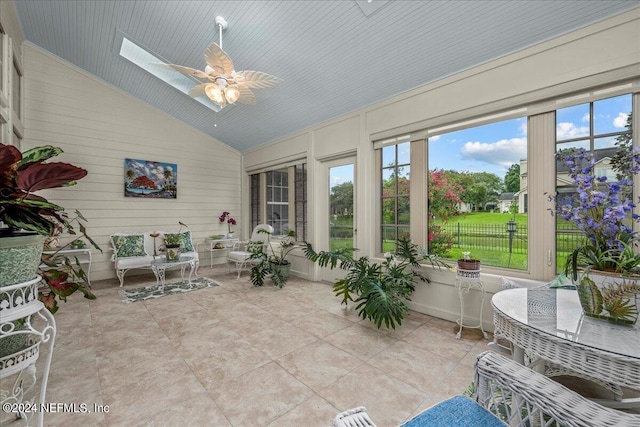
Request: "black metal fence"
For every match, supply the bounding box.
[439,222,585,254]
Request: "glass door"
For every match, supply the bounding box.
[321,156,356,283]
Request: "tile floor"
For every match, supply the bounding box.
[4,265,494,427]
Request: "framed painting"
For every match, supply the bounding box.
[124,158,177,199]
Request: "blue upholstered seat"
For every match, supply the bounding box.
[400,395,506,427]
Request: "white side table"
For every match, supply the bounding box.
[42,248,92,287]
[150,255,198,291]
[455,268,488,340]
[203,237,238,268]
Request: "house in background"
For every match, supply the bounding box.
[0,1,638,328]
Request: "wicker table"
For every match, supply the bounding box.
[492,287,640,408]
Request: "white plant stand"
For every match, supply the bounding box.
[455,268,488,340]
[0,276,56,427]
[204,237,238,268]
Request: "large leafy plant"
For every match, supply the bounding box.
[250,229,296,288]
[303,237,450,329]
[0,143,100,313]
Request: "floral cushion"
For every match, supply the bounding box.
[164,231,193,252]
[112,234,147,258]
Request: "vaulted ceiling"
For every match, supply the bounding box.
[13,1,639,152]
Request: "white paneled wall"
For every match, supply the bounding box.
[22,44,242,281]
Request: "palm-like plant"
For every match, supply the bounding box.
[250,229,297,288]
[303,237,450,329]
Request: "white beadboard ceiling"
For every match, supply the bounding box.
[13,1,639,152]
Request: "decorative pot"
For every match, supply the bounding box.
[271,262,292,285]
[0,233,45,358]
[165,244,181,261]
[0,232,46,287]
[457,259,480,271]
[577,269,640,325]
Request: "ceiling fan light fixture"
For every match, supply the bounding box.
[205,83,226,106]
[225,85,240,104]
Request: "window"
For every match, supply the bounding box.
[251,163,306,238]
[294,164,307,241]
[267,169,289,235]
[427,116,528,270]
[555,94,633,272]
[381,142,410,252]
[11,56,21,120]
[249,174,260,231]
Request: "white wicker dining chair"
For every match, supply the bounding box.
[333,351,640,427]
[226,224,273,277]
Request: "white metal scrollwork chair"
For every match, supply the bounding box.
[226,224,273,278]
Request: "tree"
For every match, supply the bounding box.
[504,163,520,193]
[610,111,633,182]
[330,181,354,215]
[428,169,463,220]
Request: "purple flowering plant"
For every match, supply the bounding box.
[219,211,236,233]
[551,147,640,279]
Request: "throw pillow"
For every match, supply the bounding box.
[112,234,147,257]
[164,231,194,252]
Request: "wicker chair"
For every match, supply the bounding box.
[332,351,640,427]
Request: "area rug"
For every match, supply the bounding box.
[119,277,221,303]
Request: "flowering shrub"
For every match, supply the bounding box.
[552,148,640,278]
[218,211,236,233]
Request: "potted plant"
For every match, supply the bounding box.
[250,229,297,288]
[303,237,451,329]
[457,251,480,271]
[552,147,640,324]
[163,233,182,261]
[0,143,100,358]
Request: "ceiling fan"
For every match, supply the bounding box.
[163,16,282,108]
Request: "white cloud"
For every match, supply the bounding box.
[518,118,527,137]
[429,135,441,142]
[460,137,526,168]
[556,122,589,139]
[613,112,628,128]
[581,113,590,123]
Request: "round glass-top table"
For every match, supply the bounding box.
[492,288,640,395]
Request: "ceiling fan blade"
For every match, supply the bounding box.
[160,63,209,79]
[188,83,209,98]
[237,87,256,105]
[204,43,235,76]
[236,71,283,89]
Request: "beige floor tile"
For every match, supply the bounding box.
[402,323,475,361]
[13,267,485,427]
[323,323,397,361]
[267,395,340,427]
[243,322,318,359]
[294,310,356,338]
[277,340,363,391]
[210,361,314,426]
[318,363,427,426]
[367,340,457,393]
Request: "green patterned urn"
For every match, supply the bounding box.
[0,233,45,287]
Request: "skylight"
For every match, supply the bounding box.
[118,35,221,112]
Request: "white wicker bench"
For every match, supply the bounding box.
[333,351,640,427]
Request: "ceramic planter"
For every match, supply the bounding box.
[0,233,45,358]
[0,233,46,287]
[165,244,181,261]
[457,259,480,271]
[577,269,640,325]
